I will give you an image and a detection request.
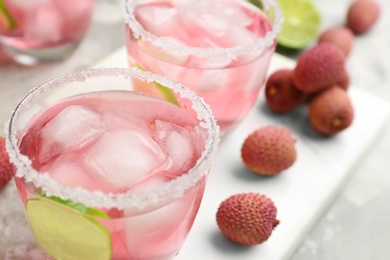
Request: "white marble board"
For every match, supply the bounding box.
[93,46,390,260]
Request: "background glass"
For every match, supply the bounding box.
[0,0,96,65]
[125,0,283,133]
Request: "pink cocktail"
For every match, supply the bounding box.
[6,68,219,259]
[125,0,283,132]
[0,0,96,65]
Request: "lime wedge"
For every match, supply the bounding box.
[26,198,112,260]
[134,64,181,107]
[277,0,321,49]
[0,0,17,30]
[248,0,264,10]
[39,191,110,219]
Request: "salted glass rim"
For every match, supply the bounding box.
[5,67,220,210]
[124,0,284,58]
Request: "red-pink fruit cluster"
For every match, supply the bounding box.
[265,42,354,136]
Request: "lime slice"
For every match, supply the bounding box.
[135,63,181,107]
[0,0,17,30]
[26,198,112,260]
[277,0,321,49]
[39,191,110,219]
[248,0,264,10]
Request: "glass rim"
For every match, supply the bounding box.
[124,0,284,58]
[5,67,220,210]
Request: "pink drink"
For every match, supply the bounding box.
[125,0,282,132]
[7,69,219,260]
[0,0,95,64]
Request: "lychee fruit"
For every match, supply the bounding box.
[0,137,14,189]
[216,192,279,246]
[293,43,346,93]
[318,26,354,57]
[241,126,297,175]
[309,87,354,135]
[335,69,350,90]
[265,69,306,113]
[347,0,380,34]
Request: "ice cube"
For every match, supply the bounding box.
[195,36,223,49]
[180,0,229,38]
[192,37,233,68]
[83,130,169,191]
[217,1,253,27]
[199,13,230,37]
[139,36,189,66]
[54,0,95,19]
[9,0,50,10]
[221,25,258,47]
[102,111,149,134]
[195,68,232,93]
[42,154,103,192]
[153,120,193,175]
[39,105,106,163]
[24,4,63,43]
[135,4,177,36]
[129,175,165,193]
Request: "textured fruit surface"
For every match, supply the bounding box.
[309,87,354,135]
[265,69,306,113]
[26,198,112,260]
[241,126,297,175]
[293,43,346,93]
[347,0,380,34]
[216,193,279,246]
[276,0,321,49]
[318,26,354,57]
[0,137,13,189]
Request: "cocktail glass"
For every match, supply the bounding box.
[0,0,96,65]
[124,0,283,133]
[5,68,220,259]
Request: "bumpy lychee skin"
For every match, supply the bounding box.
[0,137,14,189]
[318,26,354,57]
[347,0,380,34]
[293,43,346,93]
[216,193,279,246]
[241,126,297,175]
[265,69,306,113]
[309,87,354,135]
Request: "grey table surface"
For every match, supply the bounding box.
[1,0,389,259]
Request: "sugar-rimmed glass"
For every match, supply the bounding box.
[5,68,220,259]
[125,0,283,133]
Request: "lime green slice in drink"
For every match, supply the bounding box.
[0,0,17,30]
[40,191,110,219]
[26,198,112,260]
[248,0,264,10]
[135,63,181,107]
[277,0,321,49]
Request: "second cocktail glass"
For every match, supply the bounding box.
[125,0,283,133]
